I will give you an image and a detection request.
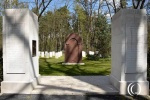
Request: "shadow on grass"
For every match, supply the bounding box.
[39,58,111,76]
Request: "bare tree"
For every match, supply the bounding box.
[34,0,53,21]
[132,0,146,9]
[104,0,112,18]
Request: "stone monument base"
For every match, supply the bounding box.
[1,76,41,94]
[62,63,85,65]
[110,75,149,95]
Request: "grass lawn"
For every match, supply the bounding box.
[39,56,111,76]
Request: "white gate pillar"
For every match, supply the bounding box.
[1,9,40,93]
[110,9,149,95]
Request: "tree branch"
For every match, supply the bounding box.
[42,0,45,8]
[112,0,116,13]
[38,0,52,21]
[105,0,112,19]
[132,0,136,8]
[140,0,145,9]
[98,0,101,15]
[120,0,123,8]
[135,0,141,9]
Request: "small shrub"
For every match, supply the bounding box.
[86,54,100,61]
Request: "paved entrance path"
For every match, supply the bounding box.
[32,76,118,95]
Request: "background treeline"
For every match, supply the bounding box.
[38,5,111,57]
[0,0,150,57]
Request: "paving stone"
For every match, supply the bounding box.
[31,76,118,95]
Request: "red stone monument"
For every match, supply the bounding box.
[64,33,83,64]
